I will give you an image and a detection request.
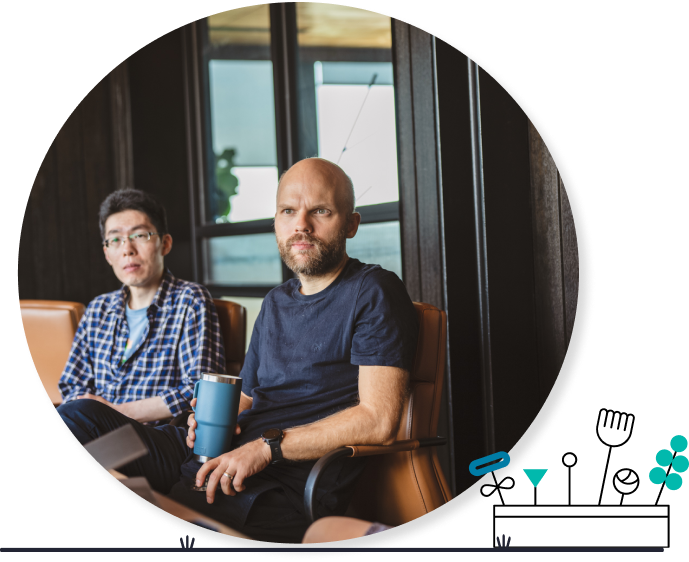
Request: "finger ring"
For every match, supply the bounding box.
[223,472,234,480]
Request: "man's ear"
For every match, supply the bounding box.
[346,212,361,239]
[161,233,173,256]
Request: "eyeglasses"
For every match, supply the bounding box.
[103,231,159,250]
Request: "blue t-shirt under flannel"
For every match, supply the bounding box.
[123,304,148,363]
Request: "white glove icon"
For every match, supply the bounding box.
[598,410,634,445]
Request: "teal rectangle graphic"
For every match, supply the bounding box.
[469,451,510,476]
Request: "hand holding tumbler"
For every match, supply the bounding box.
[191,373,242,462]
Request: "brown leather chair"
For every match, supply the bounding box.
[304,302,452,526]
[213,299,247,376]
[20,300,86,405]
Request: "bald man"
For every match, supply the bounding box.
[62,158,418,543]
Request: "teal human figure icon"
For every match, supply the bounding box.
[523,469,547,505]
[613,468,639,505]
[648,449,672,505]
[650,434,687,505]
[562,452,577,505]
[665,455,689,504]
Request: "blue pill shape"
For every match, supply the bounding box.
[469,451,511,476]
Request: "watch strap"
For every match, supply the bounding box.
[262,429,284,464]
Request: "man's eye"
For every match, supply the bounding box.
[315,209,328,215]
[110,237,121,244]
[131,233,146,240]
[283,209,293,214]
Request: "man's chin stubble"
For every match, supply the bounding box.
[278,236,346,277]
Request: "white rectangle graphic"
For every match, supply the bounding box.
[493,505,670,548]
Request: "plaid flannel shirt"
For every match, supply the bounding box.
[59,270,225,417]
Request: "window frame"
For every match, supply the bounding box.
[183,3,402,298]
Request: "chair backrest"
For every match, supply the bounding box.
[20,300,86,405]
[346,302,452,526]
[213,299,247,377]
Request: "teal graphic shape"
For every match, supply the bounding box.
[469,451,511,476]
[665,455,689,505]
[670,435,689,457]
[648,449,672,505]
[648,435,689,505]
[522,468,569,505]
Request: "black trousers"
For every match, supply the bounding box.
[58,400,310,543]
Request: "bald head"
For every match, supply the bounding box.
[277,158,355,215]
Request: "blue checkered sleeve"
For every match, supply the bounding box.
[59,306,97,402]
[157,290,226,416]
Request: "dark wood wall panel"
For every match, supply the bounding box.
[560,179,579,348]
[393,21,421,302]
[109,61,135,191]
[128,28,194,282]
[393,21,444,309]
[56,86,96,303]
[19,29,195,305]
[435,39,485,495]
[409,27,444,309]
[478,69,543,452]
[23,146,65,298]
[393,22,453,492]
[528,121,566,397]
[19,75,120,305]
[81,76,119,297]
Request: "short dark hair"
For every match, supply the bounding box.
[99,189,168,239]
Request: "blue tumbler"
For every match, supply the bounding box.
[192,373,242,462]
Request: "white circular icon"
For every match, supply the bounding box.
[615,470,639,494]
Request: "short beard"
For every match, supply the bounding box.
[277,230,347,277]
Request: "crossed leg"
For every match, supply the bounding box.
[57,399,190,493]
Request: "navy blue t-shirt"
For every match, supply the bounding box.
[224,258,419,520]
[236,258,418,445]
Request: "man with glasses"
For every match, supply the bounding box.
[57,188,225,424]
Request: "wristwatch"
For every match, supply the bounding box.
[261,428,285,464]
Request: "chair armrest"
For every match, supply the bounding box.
[303,437,446,523]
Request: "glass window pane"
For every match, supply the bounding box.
[296,4,399,209]
[206,233,282,286]
[347,221,403,280]
[203,6,278,224]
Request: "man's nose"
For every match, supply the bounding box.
[121,238,137,255]
[294,210,313,233]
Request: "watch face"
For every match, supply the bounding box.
[262,428,282,441]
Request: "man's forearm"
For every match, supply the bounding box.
[272,366,409,462]
[118,397,172,423]
[278,401,399,462]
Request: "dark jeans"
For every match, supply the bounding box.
[58,400,310,543]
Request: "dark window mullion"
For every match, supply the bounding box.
[182,21,208,282]
[269,2,299,284]
[196,201,400,241]
[269,2,299,175]
[196,18,215,227]
[357,201,400,224]
[197,218,275,238]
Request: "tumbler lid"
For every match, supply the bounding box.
[201,373,242,385]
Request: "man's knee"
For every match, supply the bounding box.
[57,399,127,445]
[57,398,108,422]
